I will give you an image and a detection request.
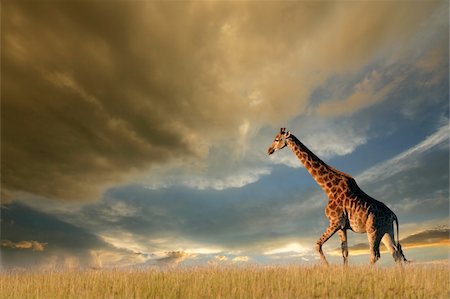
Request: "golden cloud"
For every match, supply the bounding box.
[315,70,406,117]
[2,1,440,202]
[1,239,47,251]
[156,251,191,266]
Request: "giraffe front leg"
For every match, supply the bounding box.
[338,229,348,265]
[316,222,341,266]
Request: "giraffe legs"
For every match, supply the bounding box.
[381,233,396,258]
[316,222,341,266]
[338,229,348,265]
[367,231,383,264]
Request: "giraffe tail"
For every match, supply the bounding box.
[393,215,408,263]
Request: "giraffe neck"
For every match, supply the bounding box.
[286,135,351,195]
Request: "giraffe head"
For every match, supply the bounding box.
[267,127,291,155]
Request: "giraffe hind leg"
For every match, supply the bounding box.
[382,233,402,263]
[395,242,408,263]
[368,231,383,264]
[316,222,341,266]
[381,233,397,260]
[382,232,408,263]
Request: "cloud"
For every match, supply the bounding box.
[267,116,369,170]
[0,203,144,269]
[96,201,138,223]
[357,123,449,183]
[22,182,319,256]
[2,1,442,202]
[294,119,369,159]
[315,69,406,117]
[313,31,448,119]
[263,242,312,256]
[208,254,253,265]
[156,251,191,266]
[1,240,47,251]
[232,256,250,263]
[144,165,271,191]
[414,41,448,88]
[214,255,228,262]
[401,227,450,246]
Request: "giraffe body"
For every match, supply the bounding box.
[268,128,407,265]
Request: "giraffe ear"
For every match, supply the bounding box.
[285,131,291,138]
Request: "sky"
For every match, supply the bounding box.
[1,1,449,270]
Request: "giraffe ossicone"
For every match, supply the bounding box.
[268,127,408,265]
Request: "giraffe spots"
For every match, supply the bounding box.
[318,167,326,175]
[311,169,317,176]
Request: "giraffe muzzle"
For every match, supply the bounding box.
[268,147,275,155]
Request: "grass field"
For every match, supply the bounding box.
[1,264,448,299]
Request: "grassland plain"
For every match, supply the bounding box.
[1,264,449,299]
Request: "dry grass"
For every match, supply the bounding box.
[1,264,449,299]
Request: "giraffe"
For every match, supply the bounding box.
[267,128,407,265]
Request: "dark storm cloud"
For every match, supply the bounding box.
[2,2,195,201]
[2,1,441,202]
